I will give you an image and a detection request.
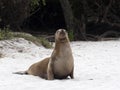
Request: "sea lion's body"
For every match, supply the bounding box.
[27,57,49,79]
[14,29,74,80]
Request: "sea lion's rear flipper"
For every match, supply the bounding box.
[13,71,28,75]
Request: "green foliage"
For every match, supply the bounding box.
[0,26,13,40]
[12,32,41,45]
[68,30,74,41]
[38,37,52,48]
[0,28,52,48]
[30,0,40,11]
[30,0,46,12]
[42,0,46,6]
[11,32,52,48]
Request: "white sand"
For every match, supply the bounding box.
[0,38,120,90]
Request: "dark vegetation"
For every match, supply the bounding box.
[0,0,120,41]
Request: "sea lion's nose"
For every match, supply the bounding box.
[60,29,65,34]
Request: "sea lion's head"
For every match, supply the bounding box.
[55,29,69,42]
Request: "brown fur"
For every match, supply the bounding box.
[14,29,74,80]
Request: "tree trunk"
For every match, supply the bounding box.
[59,0,86,40]
[59,0,74,30]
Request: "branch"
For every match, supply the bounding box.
[102,0,113,22]
[28,7,41,18]
[99,30,119,39]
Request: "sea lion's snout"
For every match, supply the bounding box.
[55,29,68,42]
[58,29,67,37]
[57,29,66,34]
[60,29,66,34]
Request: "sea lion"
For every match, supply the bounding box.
[14,29,74,80]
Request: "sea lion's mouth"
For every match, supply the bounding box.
[59,32,66,39]
[60,38,66,40]
[59,37,67,42]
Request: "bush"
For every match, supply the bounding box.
[38,37,52,48]
[68,30,74,41]
[0,28,52,48]
[11,32,52,48]
[0,26,13,40]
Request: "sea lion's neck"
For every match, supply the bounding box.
[53,40,70,56]
[55,40,69,50]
